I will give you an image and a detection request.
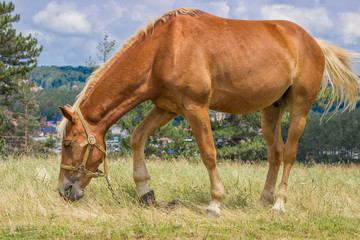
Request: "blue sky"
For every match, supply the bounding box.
[10,0,360,66]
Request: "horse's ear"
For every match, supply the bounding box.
[59,106,74,122]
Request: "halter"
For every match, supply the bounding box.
[60,109,108,178]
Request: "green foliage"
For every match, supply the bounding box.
[97,34,116,63]
[155,119,198,158]
[31,66,93,89]
[297,108,360,163]
[26,66,93,120]
[85,56,97,68]
[314,87,333,109]
[216,136,267,161]
[43,138,56,148]
[0,1,42,151]
[0,2,42,96]
[11,81,40,151]
[212,112,267,161]
[116,101,154,133]
[85,34,116,68]
[115,101,198,158]
[35,88,81,120]
[115,104,266,161]
[0,137,4,150]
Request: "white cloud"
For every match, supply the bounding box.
[233,2,248,18]
[338,12,360,45]
[261,4,334,35]
[84,2,127,33]
[33,2,91,35]
[23,29,54,44]
[209,1,230,18]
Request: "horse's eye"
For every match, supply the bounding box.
[63,141,73,148]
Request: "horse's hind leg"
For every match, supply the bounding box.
[131,106,177,204]
[184,106,225,216]
[272,91,317,212]
[260,104,287,206]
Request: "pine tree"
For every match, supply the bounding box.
[13,78,40,153]
[0,1,42,151]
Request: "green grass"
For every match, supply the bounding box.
[1,155,360,239]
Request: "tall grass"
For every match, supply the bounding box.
[0,155,359,239]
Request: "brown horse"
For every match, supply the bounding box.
[57,8,359,215]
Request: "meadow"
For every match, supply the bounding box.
[0,155,359,239]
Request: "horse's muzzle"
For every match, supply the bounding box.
[58,177,85,201]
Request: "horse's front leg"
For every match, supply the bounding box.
[131,106,177,205]
[184,105,226,216]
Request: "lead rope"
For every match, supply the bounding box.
[105,174,123,206]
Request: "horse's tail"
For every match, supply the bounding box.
[315,38,359,116]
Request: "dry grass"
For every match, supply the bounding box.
[0,155,359,239]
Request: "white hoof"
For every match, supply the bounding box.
[206,209,220,217]
[206,201,221,217]
[271,198,285,213]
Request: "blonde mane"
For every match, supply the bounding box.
[58,8,198,134]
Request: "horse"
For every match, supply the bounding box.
[57,8,359,216]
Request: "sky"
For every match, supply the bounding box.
[10,0,360,66]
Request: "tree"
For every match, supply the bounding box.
[12,78,40,153]
[85,34,116,68]
[36,88,81,120]
[211,112,267,161]
[85,56,97,68]
[0,2,42,152]
[97,34,116,63]
[296,108,360,164]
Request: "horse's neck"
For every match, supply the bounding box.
[80,46,154,135]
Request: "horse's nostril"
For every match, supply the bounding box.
[58,179,84,201]
[59,185,73,201]
[65,185,72,197]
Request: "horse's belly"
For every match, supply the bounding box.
[209,78,290,114]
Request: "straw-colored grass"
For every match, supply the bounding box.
[1,155,359,239]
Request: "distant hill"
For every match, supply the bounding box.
[30,66,94,120]
[30,66,94,90]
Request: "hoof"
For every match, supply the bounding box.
[205,209,220,217]
[260,192,275,207]
[260,196,274,207]
[206,200,221,217]
[139,190,156,206]
[271,198,285,213]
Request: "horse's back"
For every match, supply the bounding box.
[151,11,324,114]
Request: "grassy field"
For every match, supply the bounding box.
[0,155,359,239]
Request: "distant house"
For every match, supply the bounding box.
[47,121,56,127]
[43,126,57,139]
[56,115,63,127]
[109,125,122,135]
[109,125,129,139]
[209,110,228,122]
[71,85,79,90]
[30,86,43,92]
[18,79,29,85]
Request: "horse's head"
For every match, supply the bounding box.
[57,106,107,201]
